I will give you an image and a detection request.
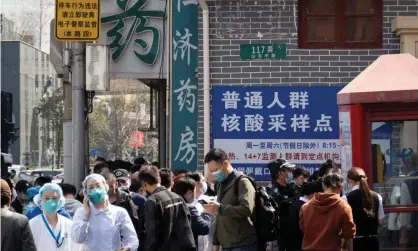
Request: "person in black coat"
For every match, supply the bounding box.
[343,167,384,251]
[138,165,196,251]
[172,177,211,250]
[288,181,321,251]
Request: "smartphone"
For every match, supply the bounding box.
[198,199,208,205]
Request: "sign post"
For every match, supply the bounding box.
[54,0,100,41]
[54,0,101,187]
[170,0,199,171]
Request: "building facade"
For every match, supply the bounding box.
[195,0,417,167]
[1,41,61,166]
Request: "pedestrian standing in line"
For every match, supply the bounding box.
[72,174,139,251]
[299,173,356,251]
[29,183,84,251]
[138,165,196,251]
[287,181,320,251]
[23,186,41,215]
[1,179,37,251]
[343,167,384,251]
[204,148,257,251]
[172,177,211,249]
[11,179,32,214]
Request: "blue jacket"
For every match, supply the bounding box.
[189,206,211,249]
[25,206,72,220]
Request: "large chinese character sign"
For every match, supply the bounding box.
[55,0,100,41]
[212,86,342,181]
[170,0,198,170]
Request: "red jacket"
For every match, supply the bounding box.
[299,193,356,251]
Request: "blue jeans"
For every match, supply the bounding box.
[222,243,258,251]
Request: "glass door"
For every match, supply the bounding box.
[370,120,418,250]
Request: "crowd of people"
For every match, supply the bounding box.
[1,149,416,251]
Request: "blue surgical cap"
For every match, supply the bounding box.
[27,186,41,200]
[33,183,65,209]
[82,173,109,196]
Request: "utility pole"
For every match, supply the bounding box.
[72,42,86,190]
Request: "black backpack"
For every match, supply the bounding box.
[234,175,280,243]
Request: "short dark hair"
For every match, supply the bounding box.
[204,148,229,164]
[95,157,106,162]
[308,170,320,182]
[322,173,344,188]
[293,167,310,179]
[130,164,142,174]
[159,168,173,189]
[138,165,160,185]
[134,157,148,165]
[151,161,159,168]
[93,163,109,174]
[301,181,322,196]
[129,179,142,193]
[172,177,196,197]
[186,172,203,183]
[35,176,52,187]
[10,170,16,174]
[59,183,77,196]
[319,159,337,177]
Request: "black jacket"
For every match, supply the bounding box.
[144,186,195,251]
[1,208,37,251]
[288,199,307,251]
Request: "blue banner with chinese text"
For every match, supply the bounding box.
[212,86,342,180]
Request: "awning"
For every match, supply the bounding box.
[337,53,418,105]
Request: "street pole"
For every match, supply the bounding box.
[158,81,167,168]
[63,80,72,183]
[72,42,86,190]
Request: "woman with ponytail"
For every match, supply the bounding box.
[342,167,385,251]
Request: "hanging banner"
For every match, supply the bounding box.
[170,0,198,170]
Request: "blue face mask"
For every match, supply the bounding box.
[89,188,106,204]
[201,182,208,195]
[213,171,226,182]
[286,173,294,184]
[42,199,60,214]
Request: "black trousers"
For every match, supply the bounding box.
[353,236,379,251]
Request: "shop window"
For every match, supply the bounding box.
[298,0,382,49]
[371,121,418,249]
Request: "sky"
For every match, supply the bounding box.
[1,0,54,52]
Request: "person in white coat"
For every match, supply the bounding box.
[29,183,84,251]
[71,174,139,251]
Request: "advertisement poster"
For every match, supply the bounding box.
[212,86,342,181]
[339,109,352,193]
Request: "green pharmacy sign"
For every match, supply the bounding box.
[99,0,168,79]
[240,44,287,60]
[170,0,198,171]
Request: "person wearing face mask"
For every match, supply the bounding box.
[203,148,257,251]
[114,169,132,191]
[138,165,196,251]
[71,174,139,251]
[267,158,298,251]
[102,172,142,247]
[11,180,32,214]
[173,177,211,250]
[29,183,84,251]
[186,172,217,251]
[23,186,41,215]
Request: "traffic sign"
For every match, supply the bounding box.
[54,0,100,41]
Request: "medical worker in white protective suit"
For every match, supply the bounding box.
[29,183,85,251]
[71,174,139,251]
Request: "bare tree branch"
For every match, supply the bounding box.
[89,79,151,161]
